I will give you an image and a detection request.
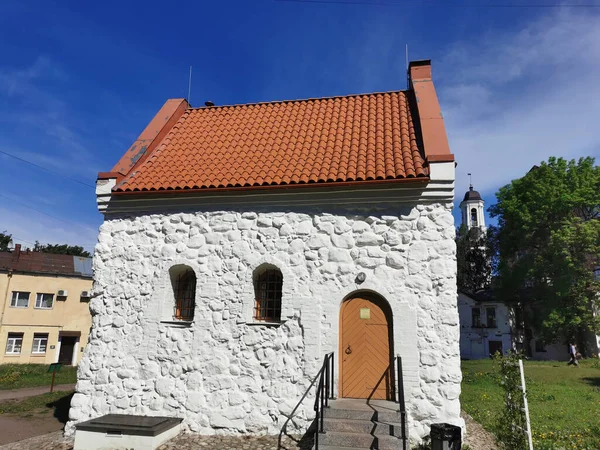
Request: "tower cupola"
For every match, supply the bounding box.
[460,177,485,230]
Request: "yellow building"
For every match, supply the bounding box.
[0,245,93,365]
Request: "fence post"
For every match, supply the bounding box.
[518,359,534,450]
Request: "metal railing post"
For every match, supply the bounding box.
[325,357,329,408]
[330,354,335,399]
[397,356,408,450]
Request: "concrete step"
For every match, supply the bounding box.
[323,417,404,438]
[320,431,404,450]
[314,446,372,450]
[324,399,402,424]
[313,446,370,450]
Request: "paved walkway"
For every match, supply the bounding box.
[0,384,75,401]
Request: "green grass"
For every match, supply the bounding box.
[0,390,74,419]
[0,364,78,390]
[461,358,600,450]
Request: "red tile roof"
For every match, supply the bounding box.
[114,91,428,192]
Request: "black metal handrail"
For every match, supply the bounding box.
[313,352,335,449]
[277,352,334,450]
[395,356,408,450]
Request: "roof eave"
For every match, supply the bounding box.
[111,176,431,197]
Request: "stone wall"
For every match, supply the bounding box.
[66,202,463,441]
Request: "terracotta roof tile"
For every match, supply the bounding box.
[115,91,428,192]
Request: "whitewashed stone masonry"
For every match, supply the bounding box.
[66,202,463,442]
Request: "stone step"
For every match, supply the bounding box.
[323,417,405,438]
[320,431,404,450]
[313,446,369,450]
[323,404,401,424]
[314,446,372,450]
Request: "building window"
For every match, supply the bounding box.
[10,292,30,308]
[254,267,283,322]
[5,333,23,354]
[35,293,54,309]
[32,334,48,354]
[535,339,546,353]
[486,307,497,328]
[594,266,600,281]
[471,308,481,327]
[470,208,478,228]
[170,266,196,321]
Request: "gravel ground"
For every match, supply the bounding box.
[0,412,497,449]
[157,434,313,450]
[462,411,498,450]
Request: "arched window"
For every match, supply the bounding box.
[254,266,283,322]
[470,208,478,227]
[170,266,196,321]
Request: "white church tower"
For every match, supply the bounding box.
[460,177,485,231]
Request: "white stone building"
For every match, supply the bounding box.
[67,60,464,443]
[458,291,514,359]
[457,185,513,359]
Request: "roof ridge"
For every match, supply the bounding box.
[188,89,410,111]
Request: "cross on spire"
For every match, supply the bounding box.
[468,173,473,190]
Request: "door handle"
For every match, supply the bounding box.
[345,344,352,355]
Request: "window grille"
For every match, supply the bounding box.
[173,270,196,321]
[254,269,282,322]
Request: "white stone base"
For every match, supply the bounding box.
[74,423,181,450]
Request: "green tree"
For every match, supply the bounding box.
[489,157,600,353]
[0,231,12,251]
[456,224,492,295]
[33,242,91,258]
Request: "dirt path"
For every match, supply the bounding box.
[462,411,498,450]
[0,415,64,446]
[0,384,75,401]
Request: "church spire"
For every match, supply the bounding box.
[460,175,486,231]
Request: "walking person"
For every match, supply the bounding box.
[567,341,579,367]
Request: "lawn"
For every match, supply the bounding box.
[461,358,600,450]
[0,364,78,390]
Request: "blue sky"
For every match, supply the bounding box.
[1,1,600,251]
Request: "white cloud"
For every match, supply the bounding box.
[0,56,100,173]
[0,205,98,253]
[437,8,600,201]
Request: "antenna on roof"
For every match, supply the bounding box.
[188,66,192,107]
[468,172,473,190]
[405,44,409,89]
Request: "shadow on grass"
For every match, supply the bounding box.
[582,377,600,387]
[46,392,73,424]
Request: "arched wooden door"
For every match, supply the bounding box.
[340,296,393,399]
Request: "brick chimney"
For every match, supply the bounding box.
[13,244,21,260]
[408,60,454,163]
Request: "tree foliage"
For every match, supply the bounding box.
[456,224,492,295]
[33,242,91,258]
[489,157,600,348]
[0,231,12,252]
